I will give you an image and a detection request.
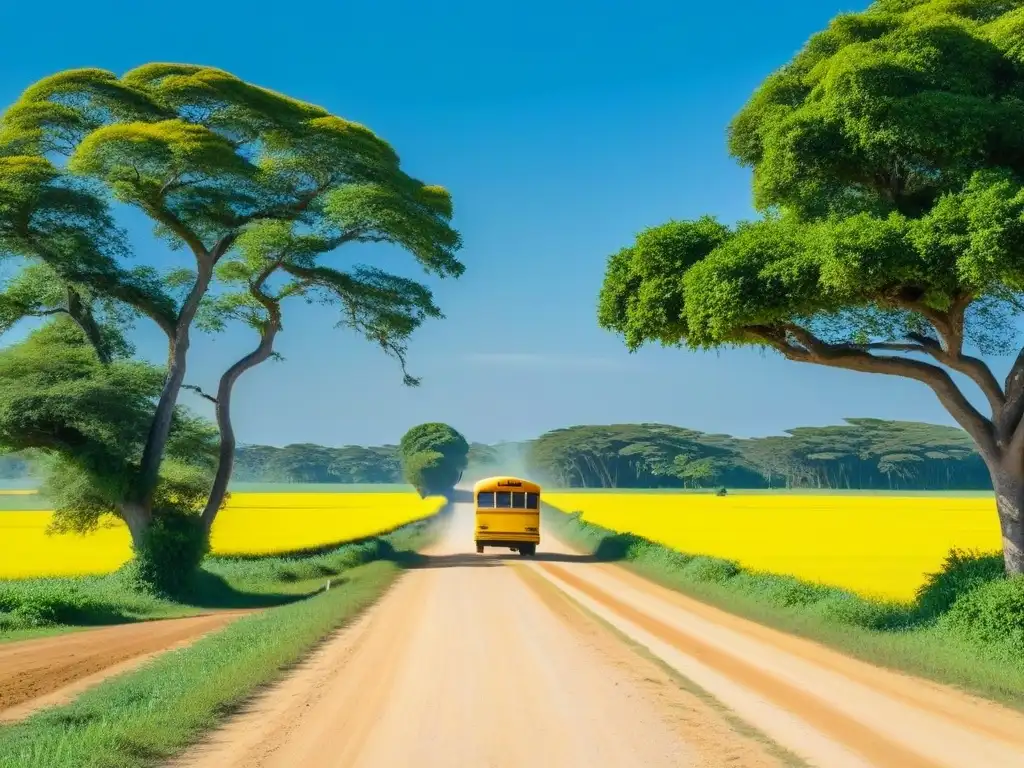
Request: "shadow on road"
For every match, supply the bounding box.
[405,550,601,570]
[183,571,313,610]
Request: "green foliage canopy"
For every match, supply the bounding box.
[0,318,216,534]
[527,423,758,489]
[0,64,463,545]
[233,443,402,484]
[527,420,989,490]
[399,422,469,496]
[599,1,1024,461]
[598,0,1024,572]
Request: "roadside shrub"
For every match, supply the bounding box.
[121,512,209,597]
[730,572,837,608]
[682,556,740,583]
[808,592,906,630]
[0,576,168,628]
[914,548,1006,621]
[203,533,402,587]
[634,543,694,570]
[940,577,1024,650]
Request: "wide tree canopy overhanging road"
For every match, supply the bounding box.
[597,0,1024,573]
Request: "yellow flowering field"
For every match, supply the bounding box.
[545,492,1002,601]
[1,492,445,579]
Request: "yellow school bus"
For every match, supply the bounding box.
[473,476,541,556]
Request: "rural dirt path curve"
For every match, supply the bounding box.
[175,503,1024,768]
[0,610,250,722]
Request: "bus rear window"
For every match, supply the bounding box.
[495,491,512,508]
[477,492,495,508]
[511,492,525,509]
[526,492,539,509]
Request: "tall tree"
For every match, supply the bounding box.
[597,1,1024,572]
[0,65,462,550]
[399,422,469,496]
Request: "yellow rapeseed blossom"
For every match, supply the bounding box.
[0,492,444,579]
[208,493,444,556]
[546,492,1003,601]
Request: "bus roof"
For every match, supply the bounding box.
[472,475,541,493]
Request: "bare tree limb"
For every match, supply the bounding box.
[750,323,1000,458]
[182,384,218,404]
[887,294,1006,414]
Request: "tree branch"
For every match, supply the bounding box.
[889,294,1006,414]
[142,201,210,260]
[754,323,1000,457]
[860,341,931,354]
[200,293,282,531]
[210,232,240,265]
[1003,347,1024,458]
[65,286,113,366]
[182,384,218,404]
[227,186,328,229]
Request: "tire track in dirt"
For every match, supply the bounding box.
[594,561,1024,746]
[509,562,799,767]
[176,512,793,768]
[533,556,1024,768]
[0,610,250,721]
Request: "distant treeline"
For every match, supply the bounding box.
[232,441,509,485]
[226,419,991,491]
[524,420,990,491]
[3,419,979,491]
[233,444,403,484]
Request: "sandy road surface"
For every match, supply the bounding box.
[178,504,787,768]
[0,611,249,722]
[176,503,1024,768]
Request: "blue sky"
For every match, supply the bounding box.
[0,0,1002,447]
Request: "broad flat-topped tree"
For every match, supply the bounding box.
[0,64,462,568]
[597,1,1024,573]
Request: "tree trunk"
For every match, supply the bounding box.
[133,265,213,515]
[135,337,190,506]
[201,322,280,531]
[120,502,152,550]
[989,464,1024,576]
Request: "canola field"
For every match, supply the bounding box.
[545,492,1003,601]
[0,491,445,579]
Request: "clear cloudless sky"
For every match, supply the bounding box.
[1,0,1003,447]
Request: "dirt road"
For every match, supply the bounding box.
[0,610,248,722]
[177,504,1024,768]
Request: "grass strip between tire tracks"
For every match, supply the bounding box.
[0,507,450,767]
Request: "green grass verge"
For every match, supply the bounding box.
[0,559,402,768]
[544,504,1024,708]
[0,509,448,638]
